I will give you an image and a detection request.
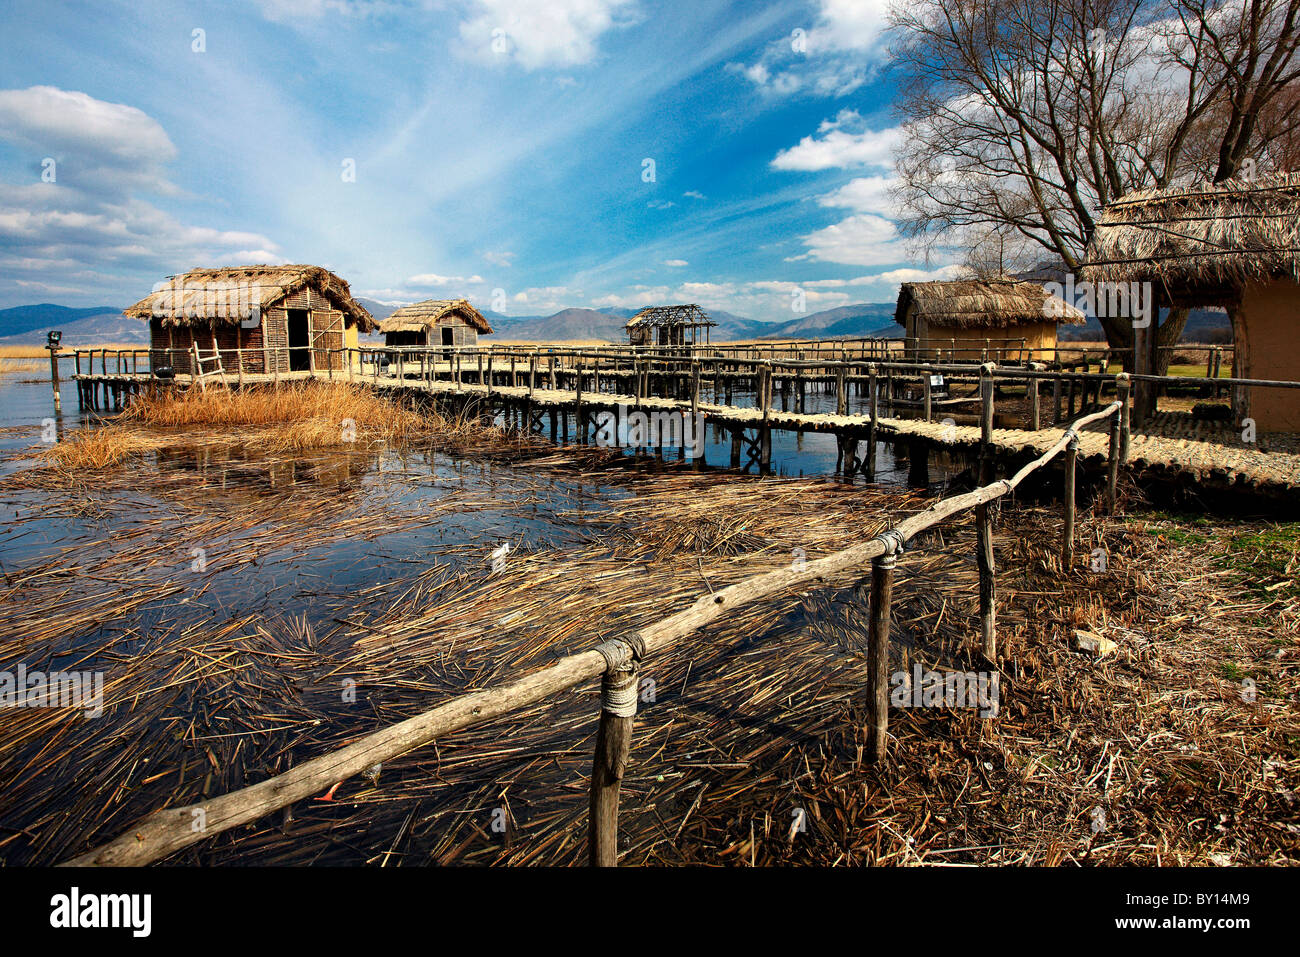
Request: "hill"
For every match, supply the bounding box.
[0,304,125,341]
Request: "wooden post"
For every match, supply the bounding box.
[1028,364,1041,431]
[923,372,932,422]
[835,366,847,416]
[690,361,700,420]
[47,343,62,413]
[1062,435,1078,567]
[978,364,995,484]
[589,660,637,867]
[1052,372,1063,424]
[1116,373,1131,463]
[1107,409,1121,514]
[866,548,896,763]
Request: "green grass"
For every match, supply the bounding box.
[1219,525,1300,601]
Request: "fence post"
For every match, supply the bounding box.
[1107,409,1121,514]
[589,647,638,867]
[1028,363,1042,430]
[1062,435,1079,567]
[1116,373,1131,464]
[923,372,933,422]
[866,544,897,763]
[836,365,847,416]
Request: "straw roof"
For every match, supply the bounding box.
[626,304,716,328]
[1082,172,1300,290]
[124,265,376,331]
[894,279,1086,328]
[378,299,493,335]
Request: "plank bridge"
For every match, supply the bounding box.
[65,342,1300,493]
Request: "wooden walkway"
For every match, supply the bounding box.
[71,367,1300,492]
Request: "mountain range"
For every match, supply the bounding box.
[0,298,1230,347]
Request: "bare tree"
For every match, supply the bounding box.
[891,0,1300,370]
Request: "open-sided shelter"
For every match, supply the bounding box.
[626,304,716,348]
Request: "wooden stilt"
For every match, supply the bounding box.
[866,548,896,763]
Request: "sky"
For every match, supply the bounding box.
[0,0,961,320]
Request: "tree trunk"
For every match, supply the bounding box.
[1152,307,1190,377]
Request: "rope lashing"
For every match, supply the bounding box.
[872,528,906,559]
[600,665,639,718]
[593,635,645,717]
[593,634,645,671]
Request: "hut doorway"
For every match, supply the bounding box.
[287,309,311,371]
[441,326,454,359]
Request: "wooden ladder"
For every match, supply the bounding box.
[190,341,229,391]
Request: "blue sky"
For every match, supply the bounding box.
[0,0,959,320]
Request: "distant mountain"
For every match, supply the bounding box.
[1058,308,1231,342]
[0,307,146,346]
[356,298,398,323]
[0,303,124,340]
[472,302,899,343]
[757,302,898,339]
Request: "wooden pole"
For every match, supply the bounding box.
[1028,363,1041,431]
[1116,373,1131,464]
[1107,410,1121,514]
[977,364,997,659]
[47,344,62,413]
[866,548,896,763]
[589,660,637,867]
[1062,435,1078,567]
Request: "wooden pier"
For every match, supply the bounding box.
[67,343,1300,493]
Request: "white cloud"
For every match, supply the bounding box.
[457,0,638,70]
[407,272,486,286]
[730,1,889,100]
[817,175,898,217]
[771,111,900,172]
[682,190,706,200]
[662,259,688,267]
[794,213,906,266]
[805,0,891,54]
[0,86,178,196]
[0,88,280,301]
[482,249,515,268]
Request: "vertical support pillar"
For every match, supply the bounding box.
[1062,435,1078,567]
[589,654,637,868]
[866,547,896,764]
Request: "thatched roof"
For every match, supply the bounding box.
[124,265,376,331]
[378,299,492,335]
[1082,172,1300,291]
[626,304,716,328]
[894,279,1085,328]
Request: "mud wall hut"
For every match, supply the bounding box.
[1082,172,1300,432]
[626,304,716,348]
[125,265,376,376]
[894,279,1085,361]
[378,299,492,352]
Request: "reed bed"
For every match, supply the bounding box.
[1,428,1295,865]
[0,357,46,375]
[21,382,539,471]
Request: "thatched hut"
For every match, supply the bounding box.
[378,299,492,353]
[894,278,1085,360]
[626,304,716,348]
[125,265,376,376]
[1083,172,1300,431]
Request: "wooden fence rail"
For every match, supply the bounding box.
[63,398,1124,868]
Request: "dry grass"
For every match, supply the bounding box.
[30,381,508,470]
[0,457,1294,866]
[0,357,46,374]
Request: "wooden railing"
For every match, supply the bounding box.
[62,391,1127,868]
